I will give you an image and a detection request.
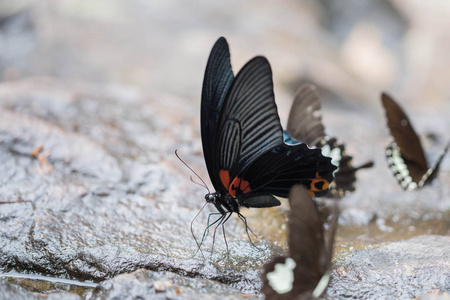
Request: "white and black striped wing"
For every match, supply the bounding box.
[215,56,283,179]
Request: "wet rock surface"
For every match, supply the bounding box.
[1,0,450,299]
[0,278,82,300]
[328,235,450,299]
[88,269,249,300]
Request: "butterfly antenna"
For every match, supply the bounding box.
[175,150,210,194]
[190,176,208,190]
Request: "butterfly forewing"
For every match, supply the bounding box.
[201,37,235,192]
[216,56,283,182]
[287,84,325,146]
[262,185,338,299]
[381,93,428,182]
[289,185,326,286]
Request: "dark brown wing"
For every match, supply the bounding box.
[287,84,325,146]
[381,93,428,182]
[261,185,338,299]
[288,185,327,293]
[420,141,450,187]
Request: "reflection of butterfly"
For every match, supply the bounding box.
[284,84,373,197]
[200,37,337,218]
[261,184,338,299]
[381,93,450,191]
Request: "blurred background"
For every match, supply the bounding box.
[2,0,450,107]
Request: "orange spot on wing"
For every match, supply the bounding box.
[219,169,230,189]
[228,177,251,198]
[309,172,330,192]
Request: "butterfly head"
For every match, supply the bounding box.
[205,192,220,204]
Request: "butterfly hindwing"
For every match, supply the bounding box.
[319,138,374,197]
[239,143,336,199]
[285,85,373,197]
[419,142,450,187]
[201,37,235,192]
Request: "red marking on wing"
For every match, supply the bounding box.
[219,169,230,190]
[229,177,251,197]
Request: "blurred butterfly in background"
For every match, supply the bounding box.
[381,93,450,191]
[261,184,338,299]
[197,37,337,242]
[284,84,374,198]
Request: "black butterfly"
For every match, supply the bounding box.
[284,84,374,197]
[200,37,337,220]
[381,93,450,191]
[261,184,338,299]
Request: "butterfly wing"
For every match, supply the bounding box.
[286,84,325,146]
[286,84,373,197]
[319,138,374,197]
[201,37,234,192]
[239,143,336,199]
[215,56,282,180]
[419,141,450,187]
[381,93,428,183]
[261,185,338,299]
[214,58,336,199]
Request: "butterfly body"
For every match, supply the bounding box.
[381,93,449,190]
[200,38,337,217]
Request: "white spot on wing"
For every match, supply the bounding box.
[267,257,296,294]
[321,144,341,167]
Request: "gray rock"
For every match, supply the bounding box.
[326,235,450,299]
[87,268,251,300]
[0,78,278,297]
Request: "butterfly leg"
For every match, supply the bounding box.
[237,212,260,250]
[220,212,234,256]
[199,212,223,247]
[211,211,234,258]
[192,212,223,258]
[210,213,227,258]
